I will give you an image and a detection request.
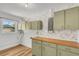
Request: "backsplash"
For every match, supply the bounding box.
[37,30,79,42]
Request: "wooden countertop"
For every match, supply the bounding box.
[31,37,79,48]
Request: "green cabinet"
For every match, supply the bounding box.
[54,7,79,30]
[58,45,79,56]
[65,7,79,30]
[32,41,57,56]
[42,46,57,56]
[54,10,65,30]
[32,40,42,56]
[42,42,57,56]
[58,50,78,56]
[32,39,79,56]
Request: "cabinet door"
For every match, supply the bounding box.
[42,42,57,56]
[58,50,78,56]
[58,45,79,56]
[42,46,57,56]
[32,40,42,56]
[65,7,79,30]
[54,11,65,30]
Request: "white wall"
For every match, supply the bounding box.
[21,10,50,48]
[21,19,49,48]
[0,11,22,50]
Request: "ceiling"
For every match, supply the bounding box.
[0,3,79,19]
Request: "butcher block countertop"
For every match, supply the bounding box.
[31,37,79,48]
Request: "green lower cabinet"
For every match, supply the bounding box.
[32,40,42,56]
[42,46,57,56]
[58,50,78,56]
[42,42,57,56]
[32,40,79,56]
[32,45,41,56]
[58,45,79,56]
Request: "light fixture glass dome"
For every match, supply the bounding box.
[25,3,28,7]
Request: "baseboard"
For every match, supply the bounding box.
[0,42,20,51]
[21,43,32,48]
[0,44,22,53]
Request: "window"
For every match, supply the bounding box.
[21,22,26,30]
[18,23,22,30]
[17,22,26,30]
[2,19,15,32]
[29,21,43,30]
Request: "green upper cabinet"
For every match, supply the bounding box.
[54,10,65,30]
[54,7,79,30]
[65,7,79,30]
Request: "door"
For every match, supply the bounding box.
[65,7,79,30]
[54,10,65,30]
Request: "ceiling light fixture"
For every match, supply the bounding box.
[25,0,28,8]
[25,3,28,7]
